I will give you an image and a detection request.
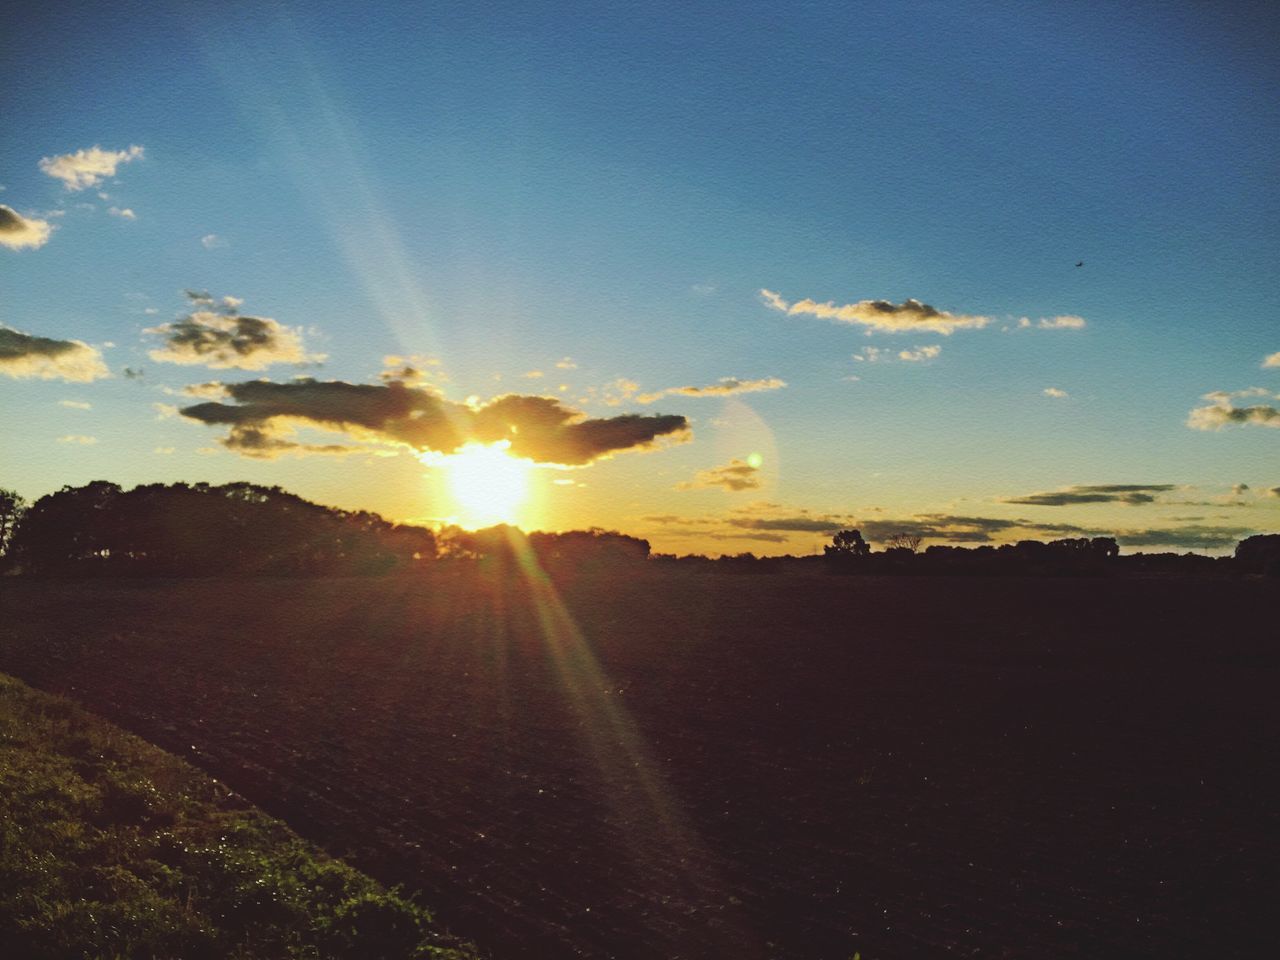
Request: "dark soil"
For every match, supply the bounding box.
[1,569,1275,958]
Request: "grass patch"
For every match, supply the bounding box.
[0,673,476,959]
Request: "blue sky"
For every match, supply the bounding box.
[3,0,1278,553]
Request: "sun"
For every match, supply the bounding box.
[434,441,533,528]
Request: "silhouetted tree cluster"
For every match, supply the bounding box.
[10,481,435,577]
[1235,534,1280,576]
[435,524,650,571]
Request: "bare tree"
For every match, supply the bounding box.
[884,532,923,553]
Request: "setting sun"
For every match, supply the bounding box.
[434,442,533,528]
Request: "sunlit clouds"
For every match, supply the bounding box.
[0,205,53,250]
[145,293,325,370]
[761,289,991,335]
[1187,389,1280,430]
[179,378,691,465]
[1,327,110,382]
[39,145,144,190]
[676,458,762,492]
[1043,387,1069,398]
[1262,352,1280,368]
[636,377,786,404]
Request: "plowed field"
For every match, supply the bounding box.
[1,569,1275,958]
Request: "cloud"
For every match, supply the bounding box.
[0,326,110,381]
[379,354,442,387]
[201,234,228,249]
[677,459,762,492]
[1043,387,1069,398]
[1018,315,1087,330]
[524,370,544,379]
[1187,389,1280,430]
[57,434,97,445]
[898,345,941,362]
[1264,352,1280,369]
[636,376,786,404]
[146,296,324,370]
[107,206,136,220]
[39,145,144,190]
[180,379,691,465]
[852,346,889,363]
[0,205,53,250]
[761,289,991,335]
[556,357,578,370]
[58,399,92,410]
[1001,484,1177,506]
[1112,525,1257,550]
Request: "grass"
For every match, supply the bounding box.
[0,672,476,960]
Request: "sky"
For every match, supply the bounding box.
[3,0,1279,555]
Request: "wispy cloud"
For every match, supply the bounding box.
[1262,352,1280,369]
[1018,315,1087,330]
[1043,387,1069,398]
[898,345,941,362]
[761,289,990,335]
[39,145,144,191]
[201,233,228,249]
[636,376,786,404]
[107,206,136,220]
[57,434,98,445]
[676,458,762,492]
[146,293,325,370]
[1001,483,1177,506]
[0,326,110,382]
[58,399,92,410]
[0,205,53,250]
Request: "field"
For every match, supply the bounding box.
[1,568,1276,959]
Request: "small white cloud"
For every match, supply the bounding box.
[852,346,890,363]
[524,370,544,379]
[555,357,578,370]
[201,233,228,249]
[58,399,92,410]
[57,434,98,445]
[39,145,144,191]
[154,447,175,455]
[1020,315,1087,330]
[898,344,941,362]
[1263,352,1280,369]
[1043,387,1069,398]
[0,205,53,250]
[107,206,136,220]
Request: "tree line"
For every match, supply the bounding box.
[1,483,1275,577]
[0,482,650,577]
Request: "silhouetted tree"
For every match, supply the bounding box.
[825,529,869,558]
[884,532,923,553]
[1235,534,1280,576]
[0,488,28,572]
